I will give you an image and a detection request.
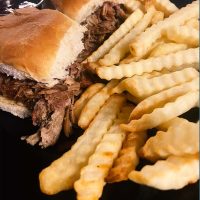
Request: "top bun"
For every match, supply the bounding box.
[0,8,86,86]
[51,0,127,23]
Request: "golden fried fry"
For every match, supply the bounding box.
[87,9,144,62]
[106,131,147,183]
[74,83,105,122]
[140,119,199,161]
[149,43,188,57]
[97,48,199,80]
[129,154,199,190]
[129,1,198,58]
[74,105,133,200]
[112,68,198,100]
[129,77,199,120]
[99,6,155,66]
[78,80,119,129]
[39,95,126,195]
[163,25,199,47]
[119,39,165,64]
[121,91,199,132]
[153,0,178,16]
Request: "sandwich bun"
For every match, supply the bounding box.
[51,0,127,22]
[0,96,30,119]
[0,8,86,86]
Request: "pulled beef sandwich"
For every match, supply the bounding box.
[0,3,127,148]
[50,0,128,59]
[0,8,90,148]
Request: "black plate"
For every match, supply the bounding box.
[0,0,199,199]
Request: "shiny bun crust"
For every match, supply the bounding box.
[0,8,86,86]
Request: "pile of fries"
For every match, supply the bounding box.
[39,0,199,199]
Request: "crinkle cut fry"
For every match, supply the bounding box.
[129,77,199,120]
[106,131,147,183]
[153,0,178,16]
[73,83,105,122]
[74,105,133,200]
[87,9,144,63]
[163,25,199,47]
[97,48,199,80]
[129,154,199,190]
[121,91,199,132]
[99,6,156,66]
[39,95,126,195]
[111,67,198,99]
[129,1,198,58]
[78,80,119,129]
[140,119,199,161]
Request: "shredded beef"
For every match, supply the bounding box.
[22,108,65,148]
[37,108,66,148]
[0,73,82,148]
[78,1,127,61]
[0,2,127,148]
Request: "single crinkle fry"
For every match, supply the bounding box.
[140,119,199,162]
[39,95,126,195]
[99,6,156,66]
[112,68,199,100]
[153,0,178,16]
[119,39,165,64]
[106,131,147,183]
[121,91,199,132]
[73,83,105,122]
[163,25,199,47]
[129,1,198,58]
[129,77,199,120]
[128,154,199,190]
[87,9,144,63]
[78,80,119,129]
[149,43,188,57]
[97,48,199,80]
[74,134,122,200]
[74,105,133,200]
[185,18,199,30]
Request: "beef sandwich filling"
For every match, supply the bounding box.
[0,2,127,148]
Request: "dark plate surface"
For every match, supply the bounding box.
[0,0,199,199]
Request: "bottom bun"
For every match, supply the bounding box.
[0,96,31,119]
